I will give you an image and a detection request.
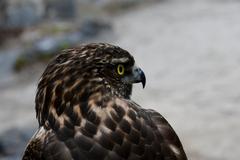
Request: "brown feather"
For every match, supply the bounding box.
[23,43,187,160]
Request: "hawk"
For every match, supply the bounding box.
[22,43,187,160]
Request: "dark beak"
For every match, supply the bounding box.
[124,66,146,88]
[133,67,146,88]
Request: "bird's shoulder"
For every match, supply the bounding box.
[23,98,187,160]
[22,127,45,160]
[115,99,188,160]
[22,127,72,160]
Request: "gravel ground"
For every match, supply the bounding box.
[1,0,240,159]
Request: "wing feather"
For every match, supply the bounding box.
[22,127,73,160]
[23,98,187,160]
[142,109,188,160]
[22,127,45,160]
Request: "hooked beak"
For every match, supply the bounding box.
[123,66,146,88]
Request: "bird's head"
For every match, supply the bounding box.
[39,43,145,98]
[87,43,146,98]
[36,43,145,125]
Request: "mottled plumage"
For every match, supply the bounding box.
[22,43,187,160]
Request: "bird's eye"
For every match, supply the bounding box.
[117,64,125,76]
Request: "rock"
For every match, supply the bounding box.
[14,19,112,71]
[0,142,6,156]
[0,0,45,28]
[0,127,35,159]
[76,0,160,14]
[81,18,112,37]
[0,28,23,45]
[45,0,76,19]
[0,0,8,27]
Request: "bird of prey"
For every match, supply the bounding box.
[22,43,187,160]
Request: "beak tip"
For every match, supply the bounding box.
[142,83,145,89]
[131,66,146,89]
[140,70,146,89]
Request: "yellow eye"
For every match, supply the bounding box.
[117,64,125,75]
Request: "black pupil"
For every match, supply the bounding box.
[119,66,123,72]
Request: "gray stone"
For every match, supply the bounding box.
[45,0,76,19]
[13,19,112,71]
[0,0,45,28]
[81,18,112,37]
[0,127,35,159]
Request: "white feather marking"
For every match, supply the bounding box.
[34,126,46,139]
[111,57,129,63]
[81,118,87,128]
[169,144,180,155]
[91,106,108,120]
[94,129,102,139]
[60,60,71,65]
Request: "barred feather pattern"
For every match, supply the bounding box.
[22,43,187,160]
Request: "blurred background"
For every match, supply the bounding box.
[0,0,240,159]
